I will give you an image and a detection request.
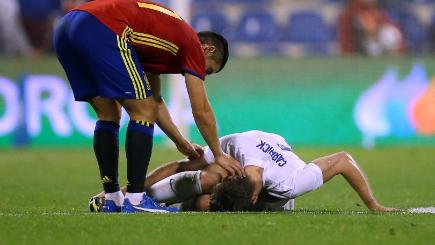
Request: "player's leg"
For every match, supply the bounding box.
[145,157,209,190]
[115,98,157,205]
[86,13,173,212]
[90,160,224,212]
[54,11,124,212]
[312,151,397,212]
[57,10,173,212]
[90,157,207,201]
[147,166,221,204]
[148,170,203,204]
[112,38,178,212]
[145,158,225,205]
[88,97,124,210]
[136,146,226,209]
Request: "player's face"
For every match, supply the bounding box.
[205,58,220,76]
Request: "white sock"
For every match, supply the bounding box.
[148,171,202,204]
[105,191,124,207]
[125,192,145,205]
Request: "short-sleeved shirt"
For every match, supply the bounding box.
[75,0,206,80]
[203,130,307,199]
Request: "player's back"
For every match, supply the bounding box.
[219,130,292,165]
[76,0,188,37]
[218,130,307,198]
[75,0,205,76]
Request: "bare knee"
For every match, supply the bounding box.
[89,97,121,123]
[118,97,157,122]
[313,151,354,182]
[336,151,354,164]
[200,171,221,194]
[326,151,355,172]
[95,110,121,123]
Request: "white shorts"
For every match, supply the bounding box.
[288,163,323,198]
[256,198,295,211]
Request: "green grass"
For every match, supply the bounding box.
[0,147,434,244]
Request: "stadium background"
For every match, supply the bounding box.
[1,0,435,149]
[1,1,434,244]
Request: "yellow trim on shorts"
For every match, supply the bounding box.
[135,120,151,127]
[116,35,140,99]
[117,28,147,99]
[121,28,146,99]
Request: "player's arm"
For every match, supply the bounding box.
[245,165,264,204]
[184,73,245,176]
[147,73,202,158]
[313,152,398,212]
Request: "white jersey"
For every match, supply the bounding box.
[203,130,307,199]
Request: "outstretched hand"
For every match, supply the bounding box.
[214,153,245,177]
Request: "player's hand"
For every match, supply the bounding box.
[176,140,203,159]
[188,143,204,160]
[214,153,245,177]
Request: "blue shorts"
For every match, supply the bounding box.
[53,10,152,101]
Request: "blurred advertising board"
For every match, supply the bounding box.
[1,58,435,147]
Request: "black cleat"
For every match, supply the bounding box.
[89,196,105,213]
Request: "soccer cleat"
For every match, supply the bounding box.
[89,196,104,212]
[121,194,179,213]
[102,199,121,213]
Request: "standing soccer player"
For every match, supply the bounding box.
[53,0,243,213]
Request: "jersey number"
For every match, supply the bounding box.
[137,2,182,20]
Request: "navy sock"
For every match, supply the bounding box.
[126,120,154,193]
[94,120,120,193]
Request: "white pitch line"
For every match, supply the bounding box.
[1,208,434,216]
[408,207,435,214]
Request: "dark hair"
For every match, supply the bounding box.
[209,176,255,212]
[197,31,229,72]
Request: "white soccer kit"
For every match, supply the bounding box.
[203,130,323,204]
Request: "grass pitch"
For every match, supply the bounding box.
[0,147,434,244]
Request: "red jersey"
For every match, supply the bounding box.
[75,0,206,80]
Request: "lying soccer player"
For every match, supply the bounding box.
[90,130,397,212]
